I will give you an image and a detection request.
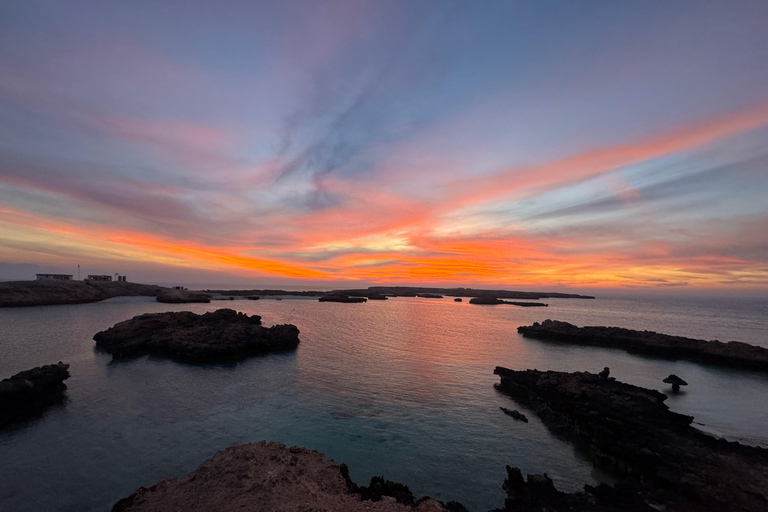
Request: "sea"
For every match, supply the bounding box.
[1,293,767,511]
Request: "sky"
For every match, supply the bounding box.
[1,0,767,292]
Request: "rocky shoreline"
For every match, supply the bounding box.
[0,362,70,428]
[93,308,300,361]
[494,367,768,511]
[112,441,465,512]
[518,319,768,372]
[0,280,211,307]
[469,296,547,306]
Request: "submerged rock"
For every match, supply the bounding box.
[112,441,459,512]
[93,309,299,361]
[518,319,768,372]
[494,367,768,511]
[0,362,70,427]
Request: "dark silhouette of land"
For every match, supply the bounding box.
[518,320,768,372]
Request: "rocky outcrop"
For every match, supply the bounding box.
[112,441,460,512]
[494,367,768,511]
[330,287,594,300]
[0,280,213,307]
[469,296,547,307]
[417,294,444,299]
[93,309,299,361]
[518,320,768,372]
[0,362,70,427]
[319,294,367,303]
[499,407,528,422]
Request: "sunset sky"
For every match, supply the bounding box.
[1,1,767,292]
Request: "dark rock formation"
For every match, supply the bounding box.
[491,465,650,512]
[499,407,528,422]
[93,309,299,361]
[517,319,768,372]
[367,294,389,300]
[598,367,610,379]
[319,294,367,303]
[417,294,444,298]
[246,295,260,300]
[155,289,211,303]
[0,362,70,427]
[469,296,547,307]
[494,367,768,511]
[454,298,462,302]
[112,441,457,512]
[330,286,594,300]
[663,374,688,392]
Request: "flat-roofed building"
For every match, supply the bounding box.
[86,275,112,281]
[36,274,73,281]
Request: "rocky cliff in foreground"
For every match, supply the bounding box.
[93,309,299,361]
[494,367,768,511]
[112,441,463,512]
[518,319,768,372]
[0,362,70,428]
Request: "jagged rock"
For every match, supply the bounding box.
[500,407,528,422]
[494,367,768,511]
[598,367,610,379]
[93,309,299,361]
[112,441,457,512]
[0,362,70,427]
[663,374,688,392]
[518,319,768,372]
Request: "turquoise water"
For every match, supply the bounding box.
[1,295,767,511]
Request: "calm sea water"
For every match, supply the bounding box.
[1,294,767,511]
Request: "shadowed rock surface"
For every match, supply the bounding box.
[0,362,70,428]
[93,309,299,361]
[0,280,212,307]
[112,441,457,512]
[518,319,768,372]
[494,367,768,511]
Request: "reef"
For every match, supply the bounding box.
[112,441,465,512]
[93,308,299,361]
[0,362,70,428]
[517,319,768,372]
[493,367,768,511]
[499,407,528,422]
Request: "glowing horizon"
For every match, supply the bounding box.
[1,1,767,292]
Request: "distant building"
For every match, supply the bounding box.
[172,286,187,290]
[86,275,112,281]
[116,275,127,282]
[36,274,73,281]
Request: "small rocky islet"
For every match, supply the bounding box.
[0,362,70,428]
[93,308,300,361]
[518,319,768,372]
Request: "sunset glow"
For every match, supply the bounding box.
[1,1,767,291]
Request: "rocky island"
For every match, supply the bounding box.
[0,362,70,428]
[330,286,594,300]
[319,294,367,303]
[493,367,768,511]
[518,320,768,372]
[0,280,211,307]
[469,296,547,307]
[93,309,299,361]
[112,441,464,512]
